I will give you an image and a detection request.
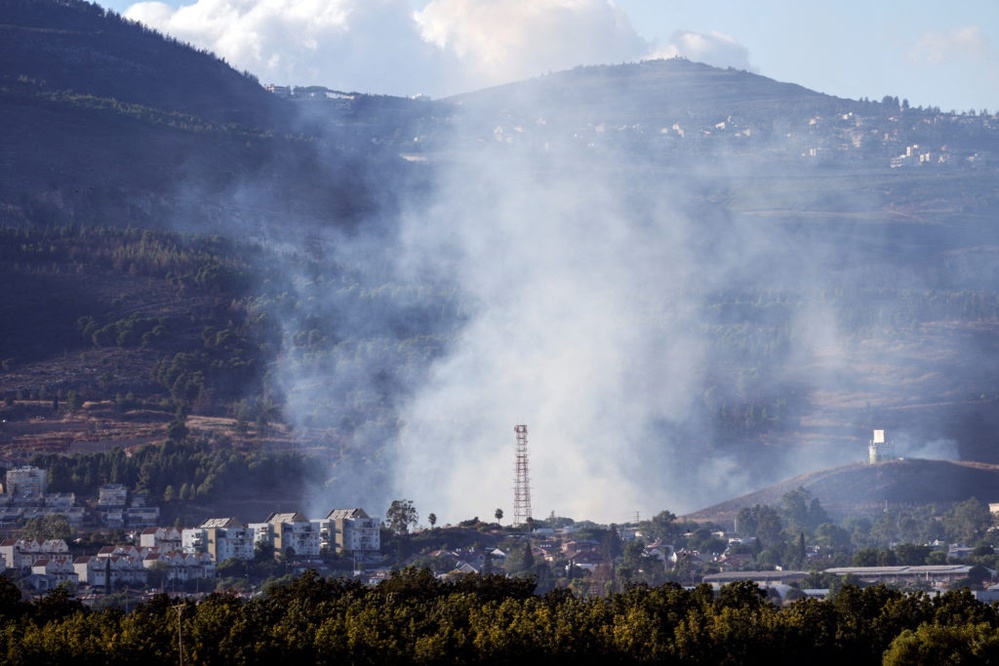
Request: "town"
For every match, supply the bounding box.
[4,446,999,608]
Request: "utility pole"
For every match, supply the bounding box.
[173,603,184,666]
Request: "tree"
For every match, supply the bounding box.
[494,508,504,523]
[814,523,852,551]
[944,498,993,544]
[895,543,933,566]
[386,499,418,534]
[521,542,535,572]
[21,514,72,541]
[166,415,189,443]
[427,513,437,529]
[780,487,829,532]
[852,547,879,567]
[644,510,679,540]
[734,504,786,551]
[884,623,999,665]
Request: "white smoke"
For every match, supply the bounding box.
[388,123,782,524]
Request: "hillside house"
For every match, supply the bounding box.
[0,538,70,569]
[144,551,215,582]
[97,544,149,560]
[95,484,158,529]
[74,554,147,587]
[139,526,183,551]
[98,484,128,507]
[29,558,78,590]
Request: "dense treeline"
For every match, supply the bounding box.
[0,0,285,128]
[0,225,277,412]
[2,569,999,664]
[25,438,325,504]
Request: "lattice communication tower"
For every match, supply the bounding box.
[513,425,533,527]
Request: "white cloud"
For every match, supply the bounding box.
[124,0,650,96]
[413,0,648,90]
[909,26,990,64]
[126,0,438,94]
[646,29,754,71]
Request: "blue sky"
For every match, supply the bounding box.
[98,0,997,112]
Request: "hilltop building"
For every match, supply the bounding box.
[869,429,896,464]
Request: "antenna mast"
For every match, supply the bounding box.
[513,425,533,527]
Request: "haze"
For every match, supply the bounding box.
[77,0,999,525]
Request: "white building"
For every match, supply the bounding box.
[253,512,321,558]
[182,517,255,562]
[139,526,183,551]
[323,508,381,554]
[98,484,128,507]
[5,467,47,499]
[869,429,896,464]
[29,558,78,590]
[75,554,148,587]
[0,538,70,569]
[143,551,215,582]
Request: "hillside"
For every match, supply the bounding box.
[447,59,845,127]
[0,0,414,231]
[0,0,289,126]
[3,0,999,521]
[686,458,999,525]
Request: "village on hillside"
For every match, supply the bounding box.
[5,427,999,608]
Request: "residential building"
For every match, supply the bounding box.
[182,517,255,562]
[98,484,128,507]
[323,508,381,555]
[98,487,159,529]
[74,554,147,588]
[253,512,321,558]
[29,558,78,591]
[5,467,47,499]
[124,505,160,528]
[143,551,215,582]
[0,538,70,569]
[139,526,183,551]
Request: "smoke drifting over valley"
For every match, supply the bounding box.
[383,120,831,523]
[6,1,999,528]
[249,62,999,525]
